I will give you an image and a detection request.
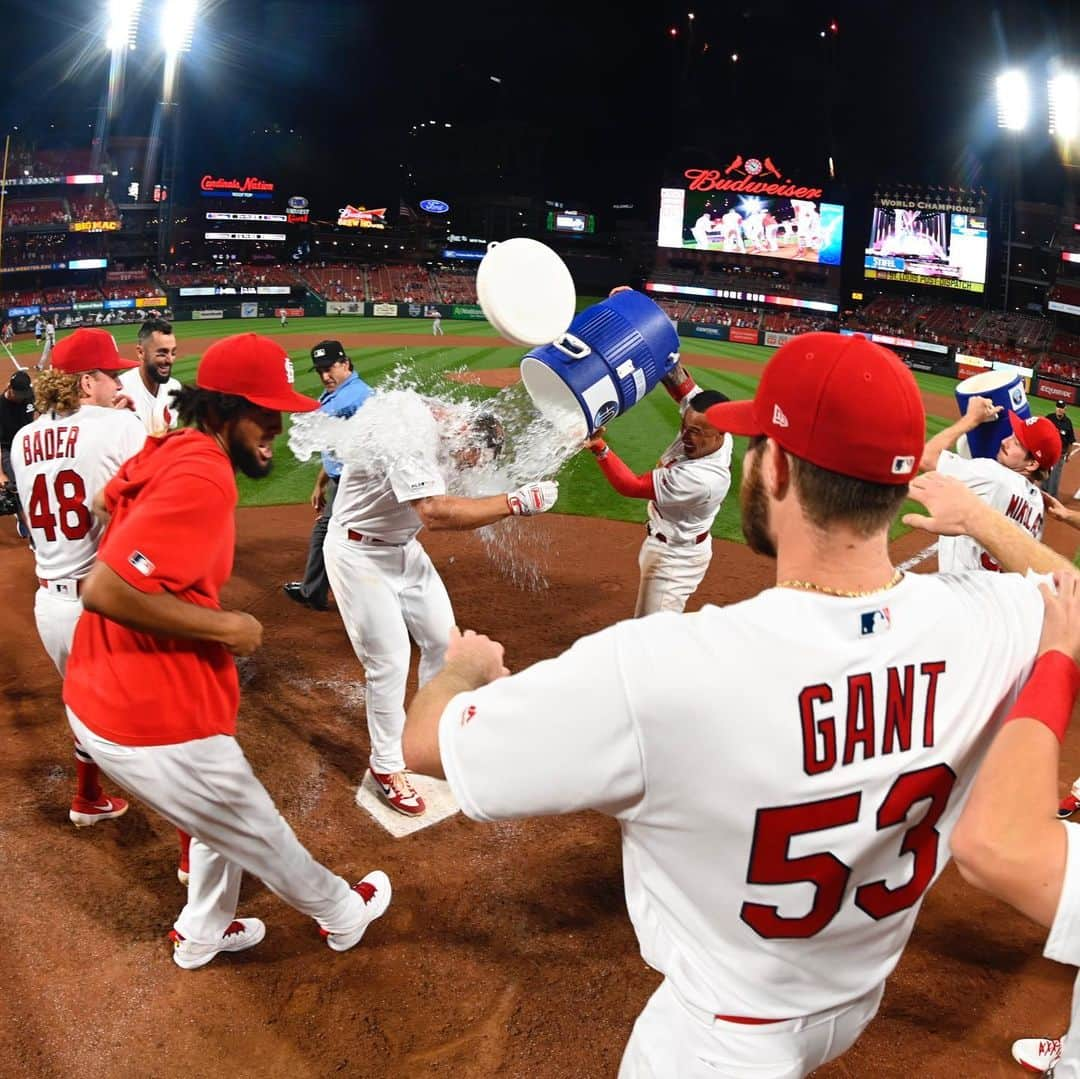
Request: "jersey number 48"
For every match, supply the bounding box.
[27,469,93,542]
[741,763,957,938]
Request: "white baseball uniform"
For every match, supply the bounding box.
[1039,822,1080,1077]
[325,446,455,775]
[437,571,1043,1077]
[936,450,1045,573]
[119,367,181,436]
[11,404,146,674]
[637,427,732,617]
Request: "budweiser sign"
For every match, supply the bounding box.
[200,175,275,194]
[684,155,823,200]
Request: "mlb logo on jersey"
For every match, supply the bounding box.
[860,607,891,635]
[128,550,156,576]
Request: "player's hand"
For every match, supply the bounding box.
[507,480,558,515]
[1037,572,1080,663]
[445,626,509,684]
[608,285,633,297]
[221,611,263,656]
[584,428,608,456]
[965,395,1002,425]
[1044,491,1071,520]
[311,484,326,512]
[902,471,983,536]
[112,393,136,412]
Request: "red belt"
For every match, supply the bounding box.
[648,525,708,545]
[347,530,404,547]
[714,1015,789,1025]
[39,577,82,595]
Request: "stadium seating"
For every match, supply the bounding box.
[3,198,69,229]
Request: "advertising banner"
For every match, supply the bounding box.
[326,301,364,315]
[107,270,149,282]
[729,327,760,345]
[841,329,949,355]
[373,303,398,317]
[241,302,258,318]
[275,307,305,318]
[105,298,136,310]
[192,309,225,320]
[135,296,168,308]
[764,331,795,347]
[70,221,120,233]
[7,305,40,317]
[1035,379,1078,404]
[688,324,726,339]
[451,304,485,319]
[74,301,103,311]
[41,303,71,314]
[200,175,274,200]
[256,286,291,295]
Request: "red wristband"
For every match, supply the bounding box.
[1005,650,1080,743]
[665,376,697,403]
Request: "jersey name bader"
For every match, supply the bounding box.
[22,426,81,465]
[799,661,946,775]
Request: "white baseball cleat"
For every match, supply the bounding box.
[322,871,392,953]
[169,918,266,970]
[1011,1036,1064,1073]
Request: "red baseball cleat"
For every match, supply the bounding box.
[1011,1036,1063,1073]
[368,770,426,816]
[1059,793,1080,819]
[69,794,129,828]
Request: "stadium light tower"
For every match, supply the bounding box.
[1049,72,1080,139]
[996,69,1030,131]
[106,0,142,51]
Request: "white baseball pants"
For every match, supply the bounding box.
[618,978,885,1079]
[323,522,454,774]
[67,710,372,945]
[634,536,712,617]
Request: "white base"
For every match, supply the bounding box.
[355,769,460,837]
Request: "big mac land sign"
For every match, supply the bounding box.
[683,155,824,200]
[200,175,275,200]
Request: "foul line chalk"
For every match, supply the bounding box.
[896,542,938,573]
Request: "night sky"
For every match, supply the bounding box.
[0,0,1077,213]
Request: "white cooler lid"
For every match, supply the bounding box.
[476,238,576,346]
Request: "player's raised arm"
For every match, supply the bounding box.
[919,395,1001,471]
[412,481,558,531]
[904,471,1077,578]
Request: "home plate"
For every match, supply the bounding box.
[355,770,460,836]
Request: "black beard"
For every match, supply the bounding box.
[739,452,777,559]
[228,430,272,479]
[147,365,171,386]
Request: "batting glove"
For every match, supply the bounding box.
[506,481,559,516]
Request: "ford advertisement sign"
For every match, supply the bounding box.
[420,199,449,214]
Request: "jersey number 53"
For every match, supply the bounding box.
[741,763,956,938]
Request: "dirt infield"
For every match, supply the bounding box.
[3,495,1080,1077]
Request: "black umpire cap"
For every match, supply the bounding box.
[311,340,349,370]
[8,370,33,403]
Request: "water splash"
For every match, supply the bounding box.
[288,366,585,590]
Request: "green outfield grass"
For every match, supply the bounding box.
[7,316,1070,547]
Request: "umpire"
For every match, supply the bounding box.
[1046,400,1078,498]
[283,340,372,610]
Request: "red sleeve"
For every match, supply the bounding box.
[596,450,656,499]
[99,470,234,594]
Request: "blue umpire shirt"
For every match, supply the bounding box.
[319,371,373,480]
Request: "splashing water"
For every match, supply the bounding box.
[288,365,585,590]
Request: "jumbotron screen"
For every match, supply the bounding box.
[657,187,844,265]
[546,210,595,234]
[864,202,988,293]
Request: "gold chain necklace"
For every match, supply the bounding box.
[776,569,904,598]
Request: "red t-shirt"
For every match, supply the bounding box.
[64,429,240,746]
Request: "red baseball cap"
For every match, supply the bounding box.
[196,333,319,413]
[51,328,138,375]
[704,332,925,485]
[1008,410,1061,469]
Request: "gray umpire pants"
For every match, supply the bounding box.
[300,477,338,605]
[1047,454,1067,498]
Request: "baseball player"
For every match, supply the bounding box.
[920,395,1061,573]
[280,308,288,328]
[63,333,391,968]
[324,395,558,817]
[901,471,1080,1078]
[283,340,373,611]
[11,328,146,828]
[38,318,56,370]
[402,332,1050,1078]
[118,317,181,435]
[691,211,713,248]
[585,361,732,616]
[432,312,444,336]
